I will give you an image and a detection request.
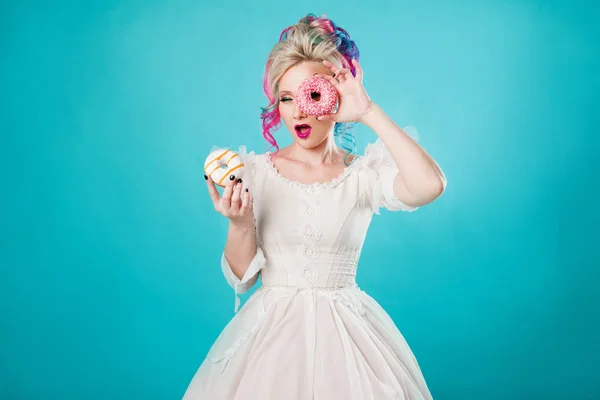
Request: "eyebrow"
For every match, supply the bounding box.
[279,90,292,96]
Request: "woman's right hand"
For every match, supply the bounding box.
[205,173,254,229]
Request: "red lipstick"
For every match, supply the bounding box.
[295,124,312,139]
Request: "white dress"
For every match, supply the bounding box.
[183,139,434,399]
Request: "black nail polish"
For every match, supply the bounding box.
[204,174,208,180]
[237,178,242,183]
[245,188,249,192]
[229,175,235,180]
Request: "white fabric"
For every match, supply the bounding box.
[183,139,432,399]
[221,247,266,313]
[363,138,418,214]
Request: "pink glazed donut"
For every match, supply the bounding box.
[296,76,338,117]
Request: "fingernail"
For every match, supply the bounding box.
[229,175,235,180]
[204,174,208,180]
[237,178,242,183]
[245,188,249,192]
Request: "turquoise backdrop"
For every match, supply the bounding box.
[2,1,598,399]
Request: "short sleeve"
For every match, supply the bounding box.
[214,145,265,312]
[362,133,419,215]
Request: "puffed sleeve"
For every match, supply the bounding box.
[215,145,266,313]
[362,128,420,214]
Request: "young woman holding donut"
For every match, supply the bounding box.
[184,13,445,399]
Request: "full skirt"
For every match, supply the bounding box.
[183,285,433,400]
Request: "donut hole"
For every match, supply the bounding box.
[215,159,231,175]
[296,76,338,116]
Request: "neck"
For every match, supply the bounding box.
[288,136,341,166]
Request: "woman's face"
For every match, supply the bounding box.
[277,61,336,149]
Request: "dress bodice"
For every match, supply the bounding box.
[220,139,418,312]
[254,152,373,289]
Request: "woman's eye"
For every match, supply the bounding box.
[280,97,292,102]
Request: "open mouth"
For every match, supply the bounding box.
[295,124,312,138]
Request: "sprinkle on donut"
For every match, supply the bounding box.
[296,76,338,117]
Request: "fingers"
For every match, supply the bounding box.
[322,58,363,82]
[316,113,338,122]
[314,73,340,88]
[351,58,363,82]
[205,175,221,205]
[220,174,237,212]
[231,178,243,210]
[322,60,351,82]
[335,68,350,82]
[205,172,252,218]
[204,170,252,223]
[239,186,251,216]
[322,59,341,76]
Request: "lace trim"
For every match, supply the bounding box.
[263,152,362,189]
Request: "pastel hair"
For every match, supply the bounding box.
[260,13,360,164]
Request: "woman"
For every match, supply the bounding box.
[184,13,445,399]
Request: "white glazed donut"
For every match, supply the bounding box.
[204,149,244,187]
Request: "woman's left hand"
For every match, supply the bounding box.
[315,59,374,123]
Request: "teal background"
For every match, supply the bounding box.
[2,1,598,399]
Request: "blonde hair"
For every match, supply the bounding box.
[260,14,360,161]
[265,24,343,102]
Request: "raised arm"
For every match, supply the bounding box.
[205,152,265,312]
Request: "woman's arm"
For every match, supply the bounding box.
[224,220,257,280]
[316,59,446,207]
[206,157,264,312]
[360,103,446,207]
[207,174,262,290]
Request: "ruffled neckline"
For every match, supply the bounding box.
[263,152,363,189]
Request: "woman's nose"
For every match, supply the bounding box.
[293,103,307,119]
